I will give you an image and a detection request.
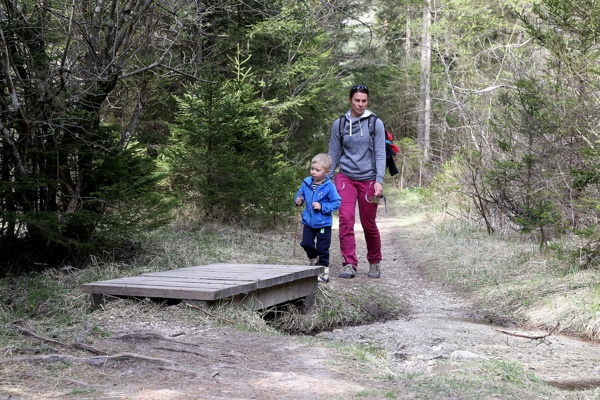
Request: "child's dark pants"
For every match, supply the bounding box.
[300,225,332,266]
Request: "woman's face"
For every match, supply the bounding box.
[349,92,369,117]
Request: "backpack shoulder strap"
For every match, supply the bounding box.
[338,115,347,147]
[338,115,347,135]
[368,114,378,138]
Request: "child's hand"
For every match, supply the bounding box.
[295,197,304,206]
[312,202,321,211]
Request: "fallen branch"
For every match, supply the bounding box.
[495,322,560,340]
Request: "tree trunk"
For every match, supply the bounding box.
[417,0,432,161]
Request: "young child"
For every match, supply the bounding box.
[295,153,341,283]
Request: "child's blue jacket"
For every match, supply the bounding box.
[295,176,341,229]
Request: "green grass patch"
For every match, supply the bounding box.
[398,359,555,399]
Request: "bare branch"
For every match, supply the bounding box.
[495,322,561,341]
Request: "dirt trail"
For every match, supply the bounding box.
[323,217,600,391]
[3,210,600,399]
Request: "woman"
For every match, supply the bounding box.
[328,85,386,279]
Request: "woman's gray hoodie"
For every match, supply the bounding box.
[328,109,386,184]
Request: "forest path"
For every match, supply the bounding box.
[322,212,600,392]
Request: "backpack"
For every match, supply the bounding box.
[337,114,399,176]
[386,130,399,156]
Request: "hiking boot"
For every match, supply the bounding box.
[368,263,381,279]
[339,264,356,279]
[318,266,330,283]
[309,256,319,266]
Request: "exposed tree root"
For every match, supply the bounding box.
[13,324,107,355]
[152,345,208,358]
[110,331,203,347]
[0,352,179,366]
[7,325,204,378]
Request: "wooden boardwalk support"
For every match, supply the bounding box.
[80,263,324,311]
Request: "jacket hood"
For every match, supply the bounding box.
[345,109,373,137]
[345,109,373,120]
[303,175,332,186]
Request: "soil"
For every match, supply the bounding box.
[2,211,600,399]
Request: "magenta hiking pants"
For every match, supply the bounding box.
[335,173,381,269]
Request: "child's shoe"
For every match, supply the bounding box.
[309,256,319,266]
[318,266,330,283]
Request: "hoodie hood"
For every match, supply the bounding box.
[345,109,373,137]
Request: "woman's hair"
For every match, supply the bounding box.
[349,84,369,98]
[312,153,332,170]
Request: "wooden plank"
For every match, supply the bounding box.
[177,263,313,270]
[80,263,324,305]
[233,276,318,310]
[140,271,318,287]
[81,280,257,300]
[84,276,258,285]
[82,282,242,300]
[142,271,291,279]
[81,279,257,291]
[144,265,318,276]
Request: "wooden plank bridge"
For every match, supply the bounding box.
[80,263,324,311]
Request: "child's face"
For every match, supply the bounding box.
[310,162,329,183]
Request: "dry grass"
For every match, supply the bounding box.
[0,212,408,355]
[265,284,409,335]
[391,190,600,341]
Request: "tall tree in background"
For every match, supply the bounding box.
[417,0,432,161]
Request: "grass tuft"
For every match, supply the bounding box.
[265,285,409,335]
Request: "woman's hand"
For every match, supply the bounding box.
[374,182,384,198]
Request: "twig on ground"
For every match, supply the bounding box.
[495,322,560,341]
[60,377,94,388]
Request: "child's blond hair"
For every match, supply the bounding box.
[311,153,332,171]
